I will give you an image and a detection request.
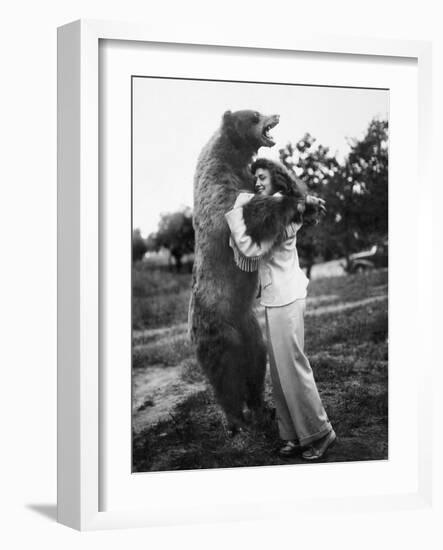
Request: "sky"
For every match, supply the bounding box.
[133,77,389,237]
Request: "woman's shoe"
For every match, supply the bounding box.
[279,440,301,457]
[302,430,336,461]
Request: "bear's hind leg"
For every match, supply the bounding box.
[196,323,248,435]
[243,314,267,425]
[215,344,251,435]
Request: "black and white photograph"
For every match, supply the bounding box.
[131,76,389,472]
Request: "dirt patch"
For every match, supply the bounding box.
[308,295,387,316]
[133,322,187,347]
[310,259,346,279]
[132,364,206,433]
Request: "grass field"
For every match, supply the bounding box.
[132,262,388,472]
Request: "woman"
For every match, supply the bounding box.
[225,158,336,460]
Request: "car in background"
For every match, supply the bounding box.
[346,239,388,274]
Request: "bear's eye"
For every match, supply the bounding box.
[252,112,260,124]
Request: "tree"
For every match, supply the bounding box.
[155,207,195,271]
[145,232,160,253]
[347,119,388,240]
[327,119,389,266]
[132,228,148,263]
[279,134,340,276]
[279,120,388,272]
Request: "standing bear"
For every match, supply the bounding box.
[189,110,306,434]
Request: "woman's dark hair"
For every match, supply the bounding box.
[250,158,306,198]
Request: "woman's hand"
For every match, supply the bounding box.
[306,195,327,216]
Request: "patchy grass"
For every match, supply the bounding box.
[133,333,193,369]
[132,264,388,472]
[132,264,192,330]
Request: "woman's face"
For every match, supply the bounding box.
[254,168,273,196]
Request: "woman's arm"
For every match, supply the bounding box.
[225,205,275,258]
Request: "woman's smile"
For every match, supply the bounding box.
[254,167,273,195]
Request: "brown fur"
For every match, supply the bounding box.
[243,194,304,244]
[189,110,302,433]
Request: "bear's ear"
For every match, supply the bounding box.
[222,110,232,125]
[222,109,242,145]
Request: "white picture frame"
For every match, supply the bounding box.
[57,19,433,531]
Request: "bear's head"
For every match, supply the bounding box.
[222,110,280,150]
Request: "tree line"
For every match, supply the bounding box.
[133,118,388,273]
[133,207,194,270]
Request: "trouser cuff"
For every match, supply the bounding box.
[299,423,332,447]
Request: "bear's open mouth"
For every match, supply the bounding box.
[261,117,279,146]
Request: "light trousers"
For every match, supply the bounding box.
[265,298,332,446]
